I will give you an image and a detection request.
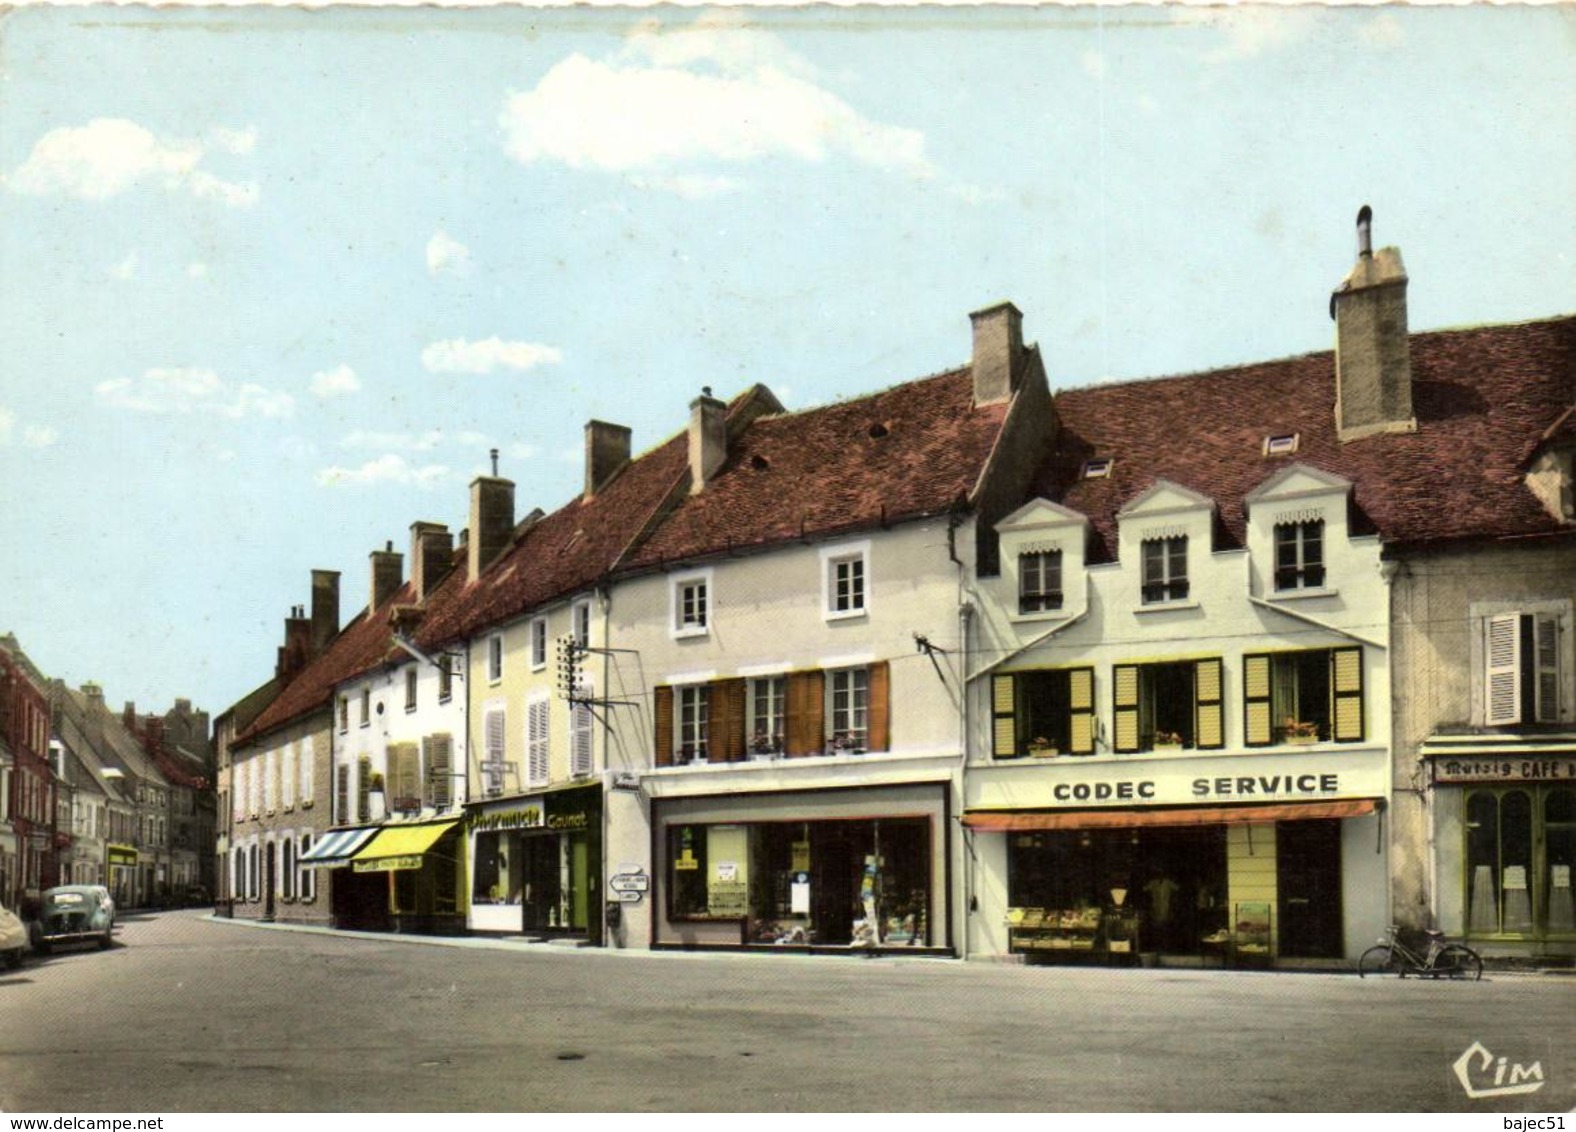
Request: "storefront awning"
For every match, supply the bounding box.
[300,827,380,869]
[962,798,1380,832]
[352,821,457,873]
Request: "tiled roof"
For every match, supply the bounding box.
[416,415,697,646]
[627,368,1011,568]
[1041,315,1576,561]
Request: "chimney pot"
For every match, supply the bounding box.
[688,391,728,494]
[584,420,632,499]
[1332,206,1414,441]
[410,521,454,602]
[970,301,1024,406]
[1357,204,1373,258]
[370,544,404,611]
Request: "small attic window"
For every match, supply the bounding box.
[1081,458,1112,480]
[1263,433,1300,457]
[868,421,890,440]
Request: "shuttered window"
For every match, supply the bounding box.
[424,733,452,809]
[653,686,675,767]
[709,678,747,763]
[526,696,550,787]
[785,670,826,757]
[1331,646,1364,742]
[1113,665,1140,753]
[570,689,595,777]
[388,742,422,813]
[1487,612,1564,726]
[1195,657,1224,749]
[483,707,506,797]
[994,668,1095,757]
[1244,648,1363,745]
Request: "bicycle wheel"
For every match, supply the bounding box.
[1433,944,1483,981]
[1359,944,1401,978]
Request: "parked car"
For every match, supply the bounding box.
[31,885,115,954]
[0,900,27,969]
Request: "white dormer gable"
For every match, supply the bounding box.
[1118,478,1216,522]
[1244,463,1357,599]
[1244,463,1352,513]
[994,497,1090,623]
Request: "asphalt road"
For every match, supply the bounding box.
[0,910,1570,1113]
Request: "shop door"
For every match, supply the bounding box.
[812,828,853,945]
[1277,820,1342,957]
[520,834,564,932]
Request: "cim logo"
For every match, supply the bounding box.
[1454,1041,1546,1100]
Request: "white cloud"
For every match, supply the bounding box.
[1359,14,1407,50]
[421,337,563,375]
[107,252,139,280]
[499,21,931,189]
[341,427,494,452]
[310,364,361,399]
[187,262,209,279]
[94,366,294,419]
[1081,51,1107,80]
[0,405,59,448]
[208,126,257,155]
[426,230,471,276]
[1176,7,1315,64]
[507,442,538,460]
[0,406,12,443]
[7,118,258,207]
[315,454,449,488]
[626,173,740,199]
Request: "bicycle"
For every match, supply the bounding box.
[1358,924,1482,980]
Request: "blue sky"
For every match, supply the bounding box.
[1,4,1572,721]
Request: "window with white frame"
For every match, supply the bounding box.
[824,543,869,618]
[1141,536,1189,604]
[1486,611,1566,726]
[282,741,295,809]
[487,635,504,683]
[249,758,261,816]
[1019,549,1064,614]
[282,836,295,899]
[298,833,314,901]
[299,742,313,805]
[570,688,594,778]
[405,668,418,712]
[337,696,349,733]
[1274,520,1326,591]
[678,684,709,763]
[672,572,711,637]
[748,676,786,756]
[531,618,548,669]
[573,600,592,647]
[438,653,453,703]
[828,668,870,751]
[526,696,550,788]
[359,687,371,727]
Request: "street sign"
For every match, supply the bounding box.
[609,872,650,894]
[616,890,644,904]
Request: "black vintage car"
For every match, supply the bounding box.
[31,885,115,954]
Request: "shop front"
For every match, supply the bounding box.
[651,782,951,954]
[299,826,384,930]
[468,784,602,943]
[106,843,137,908]
[965,749,1389,966]
[1423,737,1575,959]
[347,819,466,935]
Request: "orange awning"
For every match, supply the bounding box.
[962,798,1379,832]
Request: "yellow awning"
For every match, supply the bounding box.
[352,821,457,872]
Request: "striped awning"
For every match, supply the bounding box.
[962,798,1380,832]
[299,827,380,869]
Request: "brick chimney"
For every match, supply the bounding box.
[1332,206,1415,441]
[122,702,137,731]
[276,606,312,683]
[468,473,515,582]
[970,301,1024,406]
[370,542,404,611]
[584,419,632,499]
[310,569,340,656]
[688,388,727,494]
[409,521,453,602]
[82,682,105,710]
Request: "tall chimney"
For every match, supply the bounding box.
[970,301,1024,406]
[370,541,404,611]
[410,521,453,602]
[1332,206,1414,441]
[310,569,340,656]
[468,474,515,581]
[276,608,312,683]
[584,420,632,499]
[688,388,727,494]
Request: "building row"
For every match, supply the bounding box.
[0,634,215,911]
[218,210,1575,967]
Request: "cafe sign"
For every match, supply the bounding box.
[1431,755,1576,785]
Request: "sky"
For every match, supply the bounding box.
[0,4,1572,723]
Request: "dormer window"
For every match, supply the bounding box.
[1082,459,1112,480]
[1263,433,1300,457]
[1274,520,1326,591]
[1141,536,1189,604]
[1019,550,1063,614]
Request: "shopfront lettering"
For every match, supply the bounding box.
[547,812,589,830]
[1052,781,1157,802]
[1433,757,1576,784]
[1190,774,1338,798]
[469,807,542,832]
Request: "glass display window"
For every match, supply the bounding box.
[1466,785,1575,938]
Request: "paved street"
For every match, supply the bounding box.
[0,910,1570,1113]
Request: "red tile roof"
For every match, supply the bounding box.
[626,368,1010,568]
[1042,315,1576,561]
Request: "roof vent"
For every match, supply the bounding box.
[868,421,890,440]
[1263,433,1300,457]
[1081,458,1112,480]
[750,454,770,471]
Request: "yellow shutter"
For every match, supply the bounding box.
[1243,655,1272,747]
[1069,668,1095,754]
[992,674,1018,758]
[1331,646,1364,742]
[1113,665,1140,753]
[1195,658,1224,749]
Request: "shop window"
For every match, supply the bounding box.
[1141,536,1189,605]
[1112,658,1225,753]
[1466,786,1575,938]
[1019,550,1063,614]
[990,668,1096,758]
[749,677,786,756]
[1243,647,1363,746]
[1485,612,1564,726]
[1274,520,1325,591]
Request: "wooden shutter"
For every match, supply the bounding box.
[483,707,506,795]
[1113,665,1140,753]
[866,661,891,752]
[785,670,825,757]
[1243,654,1272,746]
[424,734,452,809]
[527,698,550,786]
[1485,614,1521,725]
[1068,667,1095,755]
[1331,646,1364,742]
[1533,613,1561,724]
[1195,658,1224,749]
[390,742,421,811]
[654,685,674,767]
[570,694,594,777]
[712,678,747,762]
[991,675,1017,758]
